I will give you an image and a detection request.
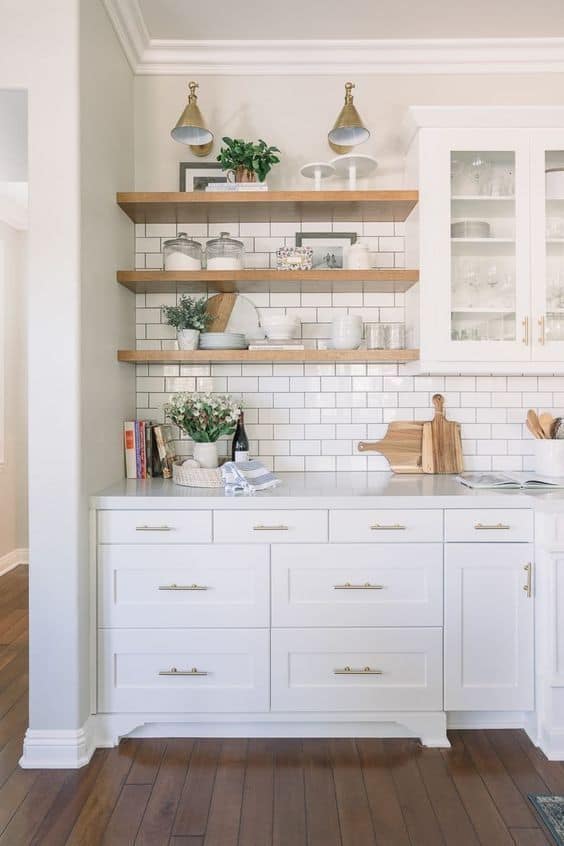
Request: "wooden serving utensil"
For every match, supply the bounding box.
[526,409,546,439]
[539,412,555,439]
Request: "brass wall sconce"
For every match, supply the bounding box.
[171,81,214,157]
[328,82,370,155]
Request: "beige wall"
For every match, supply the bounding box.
[134,73,564,190]
[0,220,26,560]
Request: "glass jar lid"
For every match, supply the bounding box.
[163,232,202,252]
[205,231,243,254]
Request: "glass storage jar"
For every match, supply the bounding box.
[163,232,202,271]
[205,232,244,270]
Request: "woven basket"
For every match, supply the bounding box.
[172,462,223,488]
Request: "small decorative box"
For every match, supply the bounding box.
[276,246,313,271]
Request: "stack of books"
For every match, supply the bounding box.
[123,421,176,479]
[205,183,269,192]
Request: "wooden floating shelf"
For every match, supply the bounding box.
[117,269,419,294]
[116,190,418,225]
[118,349,419,364]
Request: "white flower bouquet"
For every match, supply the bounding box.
[164,392,241,443]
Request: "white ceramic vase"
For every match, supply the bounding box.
[193,441,219,469]
[177,328,200,350]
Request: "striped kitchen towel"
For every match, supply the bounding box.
[221,460,280,496]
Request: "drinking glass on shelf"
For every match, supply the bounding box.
[486,263,499,306]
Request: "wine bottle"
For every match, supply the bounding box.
[231,411,249,463]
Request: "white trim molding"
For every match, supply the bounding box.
[102,4,564,77]
[19,716,97,769]
[0,547,28,577]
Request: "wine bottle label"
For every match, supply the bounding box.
[233,451,249,463]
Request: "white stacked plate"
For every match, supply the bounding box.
[199,332,247,350]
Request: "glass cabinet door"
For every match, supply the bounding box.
[448,134,530,361]
[530,133,564,360]
[420,130,530,362]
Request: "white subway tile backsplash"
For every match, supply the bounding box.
[135,221,561,472]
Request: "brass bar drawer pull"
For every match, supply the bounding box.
[253,524,289,531]
[136,525,173,532]
[474,523,510,530]
[334,582,384,590]
[158,583,208,591]
[370,523,406,530]
[523,563,532,598]
[158,666,208,676]
[334,666,383,675]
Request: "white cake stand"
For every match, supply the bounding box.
[300,161,335,191]
[331,154,378,190]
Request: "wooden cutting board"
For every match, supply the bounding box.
[205,293,237,332]
[422,393,464,474]
[358,421,424,474]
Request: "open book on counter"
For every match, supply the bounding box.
[457,472,564,490]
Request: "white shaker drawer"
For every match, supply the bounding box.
[213,510,328,544]
[272,544,443,628]
[98,628,269,713]
[271,628,443,712]
[445,509,532,542]
[330,510,443,543]
[98,545,269,628]
[98,510,211,544]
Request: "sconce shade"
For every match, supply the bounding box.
[171,81,214,151]
[328,82,370,150]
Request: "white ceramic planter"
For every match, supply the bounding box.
[177,329,200,350]
[193,441,219,469]
[534,440,564,477]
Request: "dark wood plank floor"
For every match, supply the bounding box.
[0,564,562,845]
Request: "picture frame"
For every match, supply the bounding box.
[179,162,229,192]
[295,231,357,270]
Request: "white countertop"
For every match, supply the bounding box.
[91,472,564,510]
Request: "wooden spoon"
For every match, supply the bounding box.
[539,412,555,439]
[527,409,545,439]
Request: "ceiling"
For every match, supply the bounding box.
[138,0,564,40]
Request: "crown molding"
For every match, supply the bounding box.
[103,0,150,70]
[138,37,564,76]
[101,5,564,77]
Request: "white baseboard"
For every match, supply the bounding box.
[0,547,28,576]
[446,710,528,730]
[19,715,97,769]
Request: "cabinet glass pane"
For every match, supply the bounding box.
[545,150,564,342]
[450,151,516,342]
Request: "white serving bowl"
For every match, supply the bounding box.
[261,315,299,340]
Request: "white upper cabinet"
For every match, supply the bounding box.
[405,107,564,372]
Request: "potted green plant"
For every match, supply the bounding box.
[162,295,212,350]
[164,392,241,468]
[217,137,280,183]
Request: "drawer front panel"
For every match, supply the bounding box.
[98,545,269,628]
[330,510,443,543]
[98,628,269,713]
[98,510,212,544]
[271,628,442,712]
[445,509,532,542]
[213,510,328,544]
[272,544,443,627]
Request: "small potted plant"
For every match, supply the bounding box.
[162,295,212,350]
[165,392,241,468]
[217,137,280,183]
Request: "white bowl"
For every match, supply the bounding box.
[261,315,299,340]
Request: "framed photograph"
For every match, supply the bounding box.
[295,232,357,270]
[179,162,228,192]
